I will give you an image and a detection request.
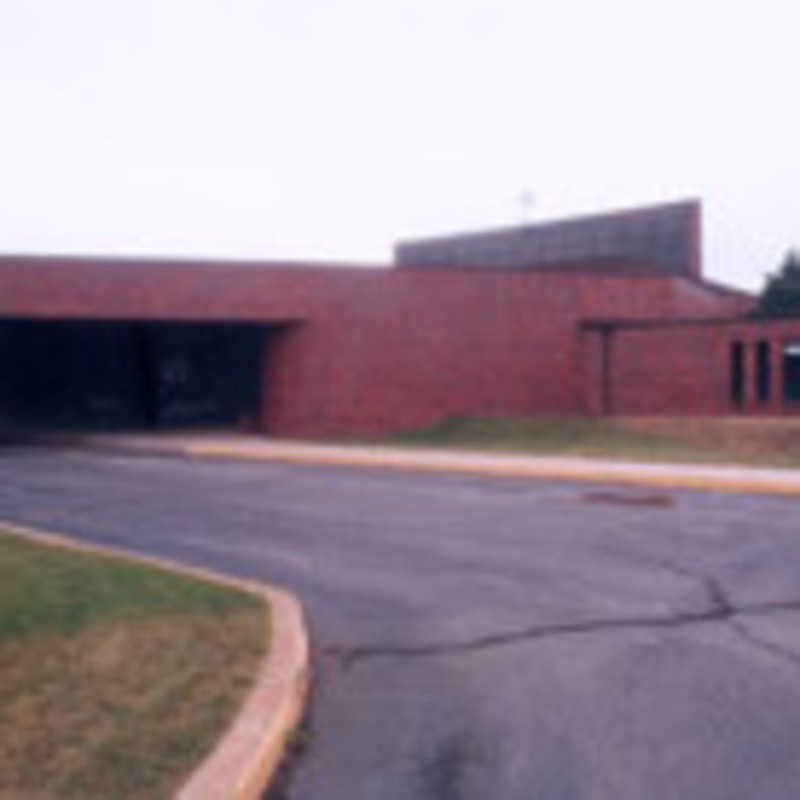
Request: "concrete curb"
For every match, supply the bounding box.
[179,440,800,498]
[0,521,311,800]
[26,432,800,497]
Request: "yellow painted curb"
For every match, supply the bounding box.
[183,443,800,499]
[0,522,311,800]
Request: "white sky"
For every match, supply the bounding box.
[1,1,797,290]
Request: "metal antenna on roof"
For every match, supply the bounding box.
[518,189,534,225]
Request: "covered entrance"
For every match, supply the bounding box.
[0,318,270,431]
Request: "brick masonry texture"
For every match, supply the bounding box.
[593,319,800,417]
[1,249,783,435]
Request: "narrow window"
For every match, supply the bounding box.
[601,328,612,416]
[730,341,744,408]
[784,342,800,404]
[756,341,771,405]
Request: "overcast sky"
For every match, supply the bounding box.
[1,1,797,290]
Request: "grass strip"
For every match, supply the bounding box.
[386,416,800,468]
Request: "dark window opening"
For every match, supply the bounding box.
[601,328,613,416]
[784,342,800,404]
[730,340,744,408]
[756,341,771,405]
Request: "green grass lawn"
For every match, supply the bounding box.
[0,530,268,799]
[386,416,800,468]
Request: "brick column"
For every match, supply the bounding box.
[580,328,604,417]
[770,336,785,415]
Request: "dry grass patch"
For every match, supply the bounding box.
[0,531,268,799]
[387,416,800,468]
[616,417,800,465]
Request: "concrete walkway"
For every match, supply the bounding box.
[68,432,800,497]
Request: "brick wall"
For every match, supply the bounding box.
[591,319,800,417]
[0,256,755,435]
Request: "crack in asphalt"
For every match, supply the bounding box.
[330,557,800,669]
[727,617,800,668]
[604,550,800,668]
[331,609,728,668]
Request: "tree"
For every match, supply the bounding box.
[754,250,800,317]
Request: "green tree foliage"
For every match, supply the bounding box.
[754,250,800,317]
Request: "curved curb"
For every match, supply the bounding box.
[177,585,309,800]
[0,522,311,800]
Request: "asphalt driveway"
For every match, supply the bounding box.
[1,447,800,799]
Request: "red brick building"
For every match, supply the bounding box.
[0,200,797,436]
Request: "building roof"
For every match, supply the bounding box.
[394,199,701,278]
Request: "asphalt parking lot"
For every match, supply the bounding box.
[1,447,800,799]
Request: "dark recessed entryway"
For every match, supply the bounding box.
[0,318,270,431]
